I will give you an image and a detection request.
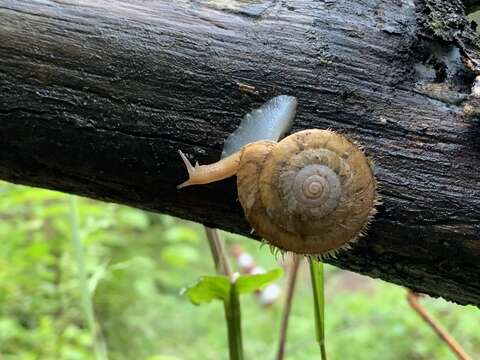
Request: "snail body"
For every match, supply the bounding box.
[178,129,378,256]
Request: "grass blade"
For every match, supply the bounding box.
[69,195,108,360]
[309,258,327,360]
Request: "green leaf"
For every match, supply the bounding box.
[235,268,283,295]
[183,276,231,305]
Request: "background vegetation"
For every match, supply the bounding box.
[0,181,478,359]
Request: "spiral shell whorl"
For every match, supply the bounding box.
[278,149,346,228]
[237,129,377,255]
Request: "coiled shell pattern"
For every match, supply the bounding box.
[236,129,377,255]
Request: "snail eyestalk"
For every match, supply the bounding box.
[177,150,242,189]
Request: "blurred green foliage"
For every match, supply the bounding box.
[0,181,478,359]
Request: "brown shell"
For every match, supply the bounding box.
[236,129,377,256]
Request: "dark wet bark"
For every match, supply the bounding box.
[1,0,480,306]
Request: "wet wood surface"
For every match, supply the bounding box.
[1,0,480,305]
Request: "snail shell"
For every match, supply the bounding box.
[236,129,377,255]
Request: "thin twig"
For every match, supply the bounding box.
[406,290,472,360]
[204,226,233,278]
[276,254,302,360]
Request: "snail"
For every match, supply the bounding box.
[177,97,378,256]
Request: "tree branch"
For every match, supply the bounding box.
[1,0,480,305]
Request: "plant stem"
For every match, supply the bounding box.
[309,259,327,360]
[224,282,244,360]
[276,254,302,360]
[406,290,473,360]
[204,226,233,278]
[68,195,108,360]
[204,226,242,359]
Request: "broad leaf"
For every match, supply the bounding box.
[183,276,231,305]
[236,268,283,295]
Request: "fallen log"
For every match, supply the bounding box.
[1,0,480,305]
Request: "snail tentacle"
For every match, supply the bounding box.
[177,150,242,189]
